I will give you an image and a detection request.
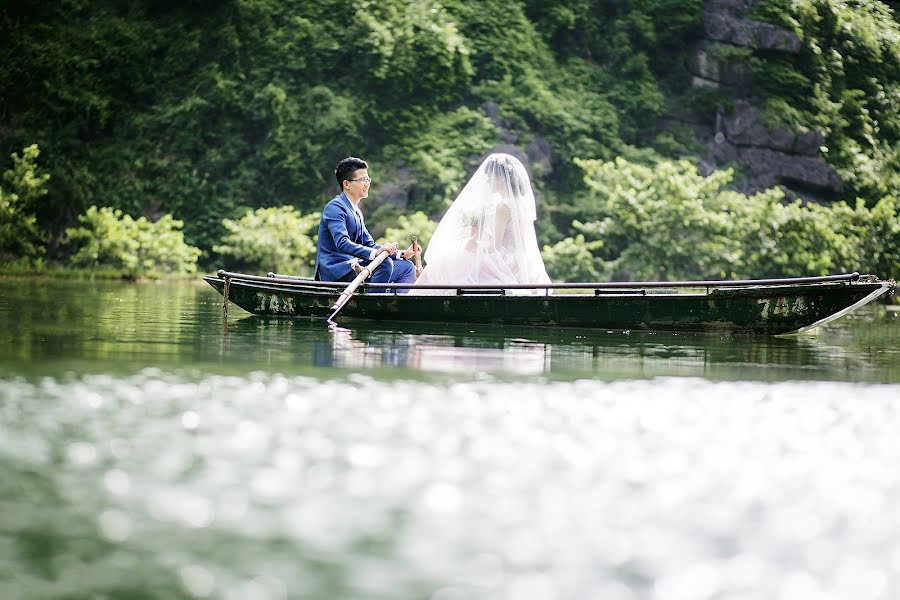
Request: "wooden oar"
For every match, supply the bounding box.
[326,249,390,326]
[411,235,423,278]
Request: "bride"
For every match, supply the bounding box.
[411,153,552,295]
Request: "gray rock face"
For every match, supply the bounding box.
[708,103,842,196]
[704,13,801,51]
[482,101,521,144]
[707,144,843,193]
[707,0,756,12]
[482,100,552,177]
[736,148,844,193]
[373,165,416,210]
[688,41,754,92]
[527,136,554,178]
[723,101,808,153]
[793,130,826,156]
[703,0,800,52]
[682,0,842,199]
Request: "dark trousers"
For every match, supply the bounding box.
[336,256,417,294]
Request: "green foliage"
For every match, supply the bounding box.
[66,206,201,276]
[676,86,733,118]
[350,0,473,111]
[381,107,499,215]
[836,195,900,279]
[213,206,319,275]
[0,0,895,282]
[736,191,860,277]
[0,145,49,263]
[749,0,900,202]
[0,0,710,263]
[541,234,604,282]
[577,158,742,279]
[573,157,898,280]
[381,211,439,252]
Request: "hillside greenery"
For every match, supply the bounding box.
[748,0,900,202]
[1,0,897,280]
[0,145,48,267]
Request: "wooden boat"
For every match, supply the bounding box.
[203,270,894,335]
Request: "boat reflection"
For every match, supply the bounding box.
[222,313,897,382]
[322,326,551,374]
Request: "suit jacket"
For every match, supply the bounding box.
[314,193,379,281]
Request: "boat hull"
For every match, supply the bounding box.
[203,275,893,335]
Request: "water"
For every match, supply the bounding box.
[1,278,899,599]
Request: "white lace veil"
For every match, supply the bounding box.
[413,153,551,294]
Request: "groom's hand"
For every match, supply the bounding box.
[380,242,399,255]
[400,243,420,260]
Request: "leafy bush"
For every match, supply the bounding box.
[572,157,898,281]
[0,144,49,263]
[66,206,201,276]
[541,234,604,282]
[836,195,900,280]
[737,191,863,278]
[213,206,319,275]
[381,211,439,255]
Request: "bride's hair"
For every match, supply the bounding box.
[483,154,527,197]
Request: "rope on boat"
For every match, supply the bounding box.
[223,275,231,320]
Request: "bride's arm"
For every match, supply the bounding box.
[493,202,511,250]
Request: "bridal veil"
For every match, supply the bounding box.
[412,153,551,294]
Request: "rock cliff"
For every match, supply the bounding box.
[682,0,843,200]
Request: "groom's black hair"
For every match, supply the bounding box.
[335,157,368,190]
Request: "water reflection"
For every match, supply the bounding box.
[0,278,896,382]
[0,278,204,363]
[221,315,898,382]
[324,325,552,374]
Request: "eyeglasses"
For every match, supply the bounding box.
[349,177,372,184]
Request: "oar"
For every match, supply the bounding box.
[411,235,423,278]
[326,249,390,326]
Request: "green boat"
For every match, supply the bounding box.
[204,270,894,335]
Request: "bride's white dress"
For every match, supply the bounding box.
[411,153,552,295]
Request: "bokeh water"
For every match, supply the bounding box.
[1,278,898,599]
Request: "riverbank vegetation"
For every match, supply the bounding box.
[545,158,898,281]
[1,1,898,281]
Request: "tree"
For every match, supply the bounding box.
[66,206,201,276]
[541,234,604,282]
[573,157,898,281]
[0,144,49,264]
[381,211,439,254]
[213,206,319,275]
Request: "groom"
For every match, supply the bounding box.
[314,156,419,292]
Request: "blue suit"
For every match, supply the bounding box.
[314,193,415,293]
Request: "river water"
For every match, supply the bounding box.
[1,278,898,599]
